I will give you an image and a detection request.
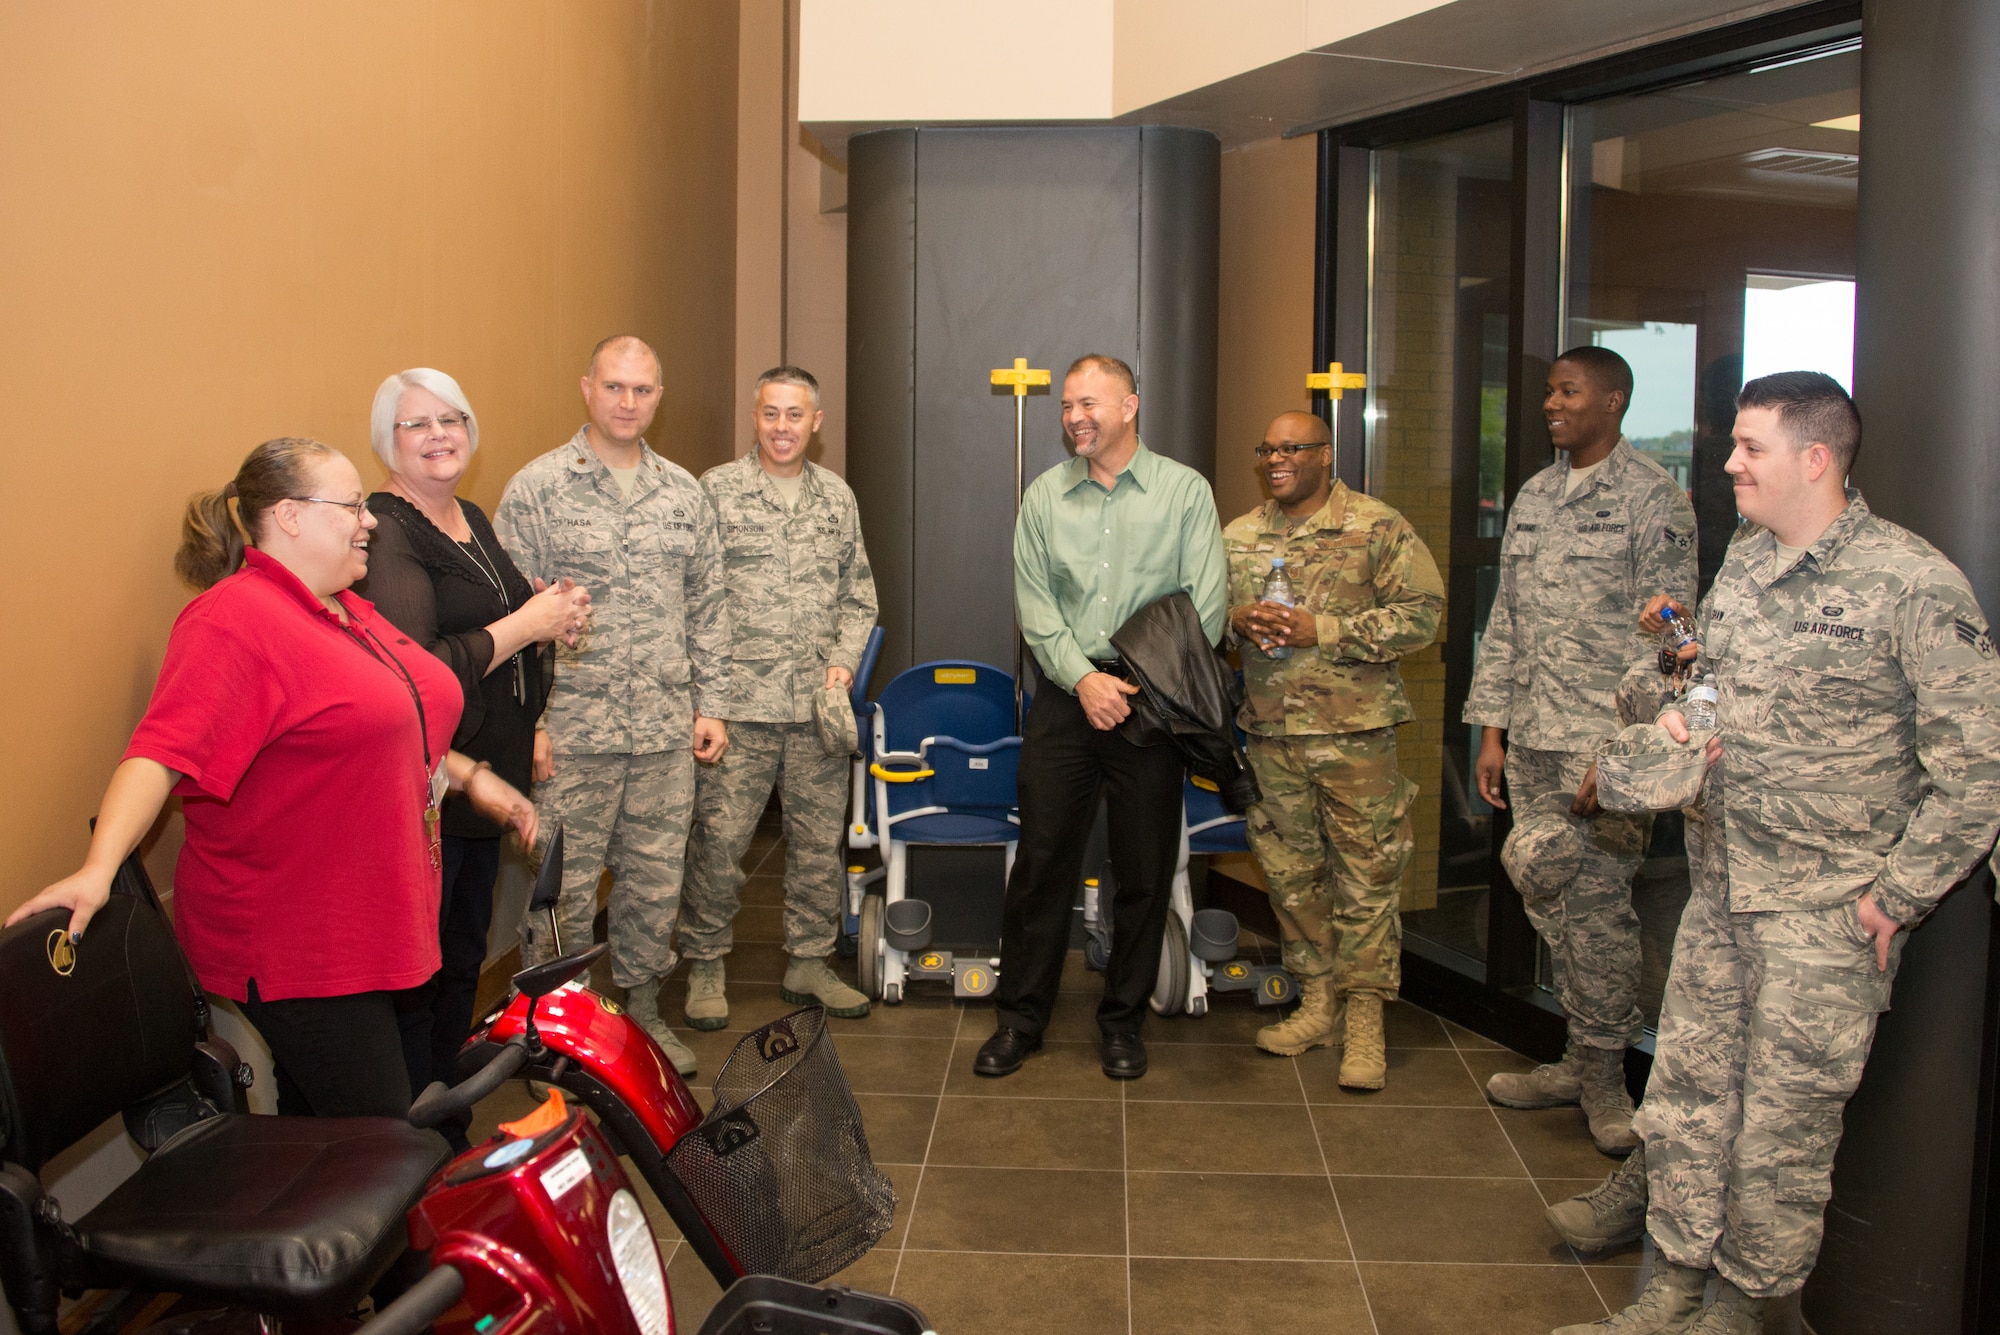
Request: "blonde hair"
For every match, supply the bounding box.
[175,438,340,590]
[369,368,480,471]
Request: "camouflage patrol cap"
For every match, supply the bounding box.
[1500,794,1587,901]
[1595,722,1708,813]
[814,682,859,757]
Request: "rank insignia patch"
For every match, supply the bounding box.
[1955,618,1995,657]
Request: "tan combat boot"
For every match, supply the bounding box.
[1255,973,1341,1056]
[623,977,698,1076]
[1547,1143,1649,1252]
[1684,1281,1767,1334]
[683,958,729,1031]
[1577,1045,1641,1156]
[1551,1260,1706,1334]
[781,956,872,1018]
[1338,992,1387,1090]
[1486,1046,1583,1108]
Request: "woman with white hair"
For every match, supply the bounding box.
[358,368,590,1146]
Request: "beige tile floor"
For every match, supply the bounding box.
[470,824,1811,1335]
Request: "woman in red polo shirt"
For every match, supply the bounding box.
[7,436,539,1119]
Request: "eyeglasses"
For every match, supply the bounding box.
[394,413,470,433]
[292,497,372,519]
[1253,442,1328,461]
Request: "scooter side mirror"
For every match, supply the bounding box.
[513,942,609,1001]
[528,824,565,915]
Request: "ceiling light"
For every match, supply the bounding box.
[1812,114,1860,132]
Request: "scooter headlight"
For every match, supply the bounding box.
[606,1187,671,1335]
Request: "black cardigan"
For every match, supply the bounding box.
[358,492,551,839]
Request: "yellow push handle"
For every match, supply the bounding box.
[870,762,935,783]
[1306,361,1368,398]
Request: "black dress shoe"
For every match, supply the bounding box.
[1101,1031,1147,1080]
[975,1026,1042,1077]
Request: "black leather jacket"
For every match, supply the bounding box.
[1109,593,1261,812]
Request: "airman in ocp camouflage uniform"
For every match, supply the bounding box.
[680,367,879,1029]
[1556,374,2000,1335]
[494,336,729,1078]
[1467,347,1696,1155]
[1226,411,1442,1091]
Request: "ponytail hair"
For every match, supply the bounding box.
[174,437,339,590]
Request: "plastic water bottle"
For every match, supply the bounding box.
[1658,605,1697,676]
[1261,558,1296,660]
[1684,670,1719,733]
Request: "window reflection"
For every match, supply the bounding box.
[1366,121,1515,967]
[1563,43,1860,1024]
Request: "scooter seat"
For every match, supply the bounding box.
[72,1112,450,1315]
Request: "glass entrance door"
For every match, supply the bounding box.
[1363,120,1515,971]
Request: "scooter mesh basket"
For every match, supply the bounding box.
[665,1006,895,1281]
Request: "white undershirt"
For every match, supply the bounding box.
[1564,456,1608,498]
[606,462,640,501]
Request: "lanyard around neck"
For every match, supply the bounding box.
[340,616,434,779]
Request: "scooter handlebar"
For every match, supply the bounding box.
[408,1036,530,1130]
[353,1264,465,1335]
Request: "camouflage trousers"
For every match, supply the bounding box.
[1506,746,1648,1049]
[525,749,694,990]
[681,721,848,960]
[1636,869,1903,1299]
[1244,727,1416,997]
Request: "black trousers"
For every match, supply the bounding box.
[994,676,1185,1038]
[240,981,414,1119]
[399,837,502,1083]
[391,834,502,1147]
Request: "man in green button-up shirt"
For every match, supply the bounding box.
[976,355,1226,1083]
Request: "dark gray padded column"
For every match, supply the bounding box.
[845,129,918,687]
[847,126,1221,684]
[1807,2,2000,1331]
[1137,127,1221,481]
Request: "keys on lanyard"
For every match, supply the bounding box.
[426,762,448,871]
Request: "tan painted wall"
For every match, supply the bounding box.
[0,2,740,914]
[737,0,790,438]
[735,0,848,472]
[1215,135,1318,527]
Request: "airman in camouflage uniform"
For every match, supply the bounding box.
[680,367,879,1028]
[494,335,729,1076]
[1467,347,1696,1154]
[1226,411,1442,1090]
[1558,374,2000,1335]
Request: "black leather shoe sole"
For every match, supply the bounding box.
[1101,1035,1147,1080]
[975,1028,1042,1077]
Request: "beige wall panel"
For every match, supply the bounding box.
[737,0,788,442]
[785,4,849,476]
[1214,134,1317,527]
[0,1,739,912]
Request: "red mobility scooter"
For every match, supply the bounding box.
[450,826,897,1291]
[0,837,904,1335]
